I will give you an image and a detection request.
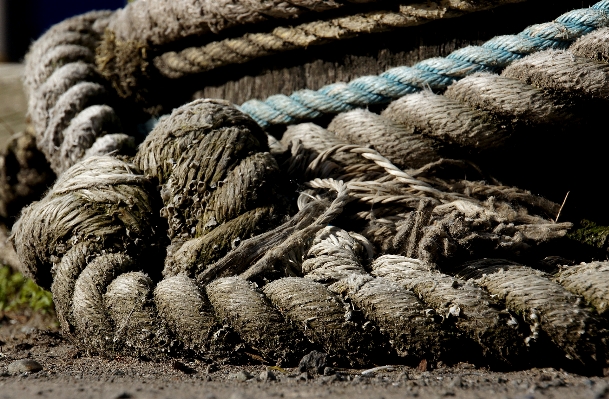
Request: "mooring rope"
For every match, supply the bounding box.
[239,0,609,127]
[22,11,125,175]
[154,0,524,79]
[106,0,383,47]
[457,259,605,367]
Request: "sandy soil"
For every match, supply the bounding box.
[1,313,609,399]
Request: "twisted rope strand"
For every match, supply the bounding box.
[239,0,609,128]
[154,0,522,79]
[309,144,451,198]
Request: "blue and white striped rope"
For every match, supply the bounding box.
[238,0,609,128]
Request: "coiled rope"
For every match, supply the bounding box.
[14,93,606,370]
[22,11,131,175]
[239,0,609,127]
[13,0,609,373]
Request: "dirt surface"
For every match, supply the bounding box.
[1,314,608,399]
[0,63,26,147]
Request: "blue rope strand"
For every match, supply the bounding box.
[240,1,609,128]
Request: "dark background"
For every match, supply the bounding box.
[3,0,125,61]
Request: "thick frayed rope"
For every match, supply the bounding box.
[299,227,452,365]
[370,255,527,367]
[154,0,524,79]
[555,262,609,316]
[457,259,606,369]
[239,0,609,128]
[278,118,571,264]
[106,0,378,46]
[327,109,440,169]
[12,156,165,291]
[133,99,293,280]
[96,0,414,100]
[11,95,609,369]
[23,11,133,175]
[15,0,609,371]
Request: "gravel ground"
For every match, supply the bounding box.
[2,314,609,399]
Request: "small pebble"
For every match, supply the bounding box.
[319,374,339,384]
[298,350,327,374]
[323,367,335,376]
[449,376,463,388]
[259,370,276,382]
[233,370,253,382]
[7,359,43,374]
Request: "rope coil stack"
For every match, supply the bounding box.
[8,0,609,373]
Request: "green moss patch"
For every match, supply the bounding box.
[0,265,55,314]
[566,219,609,250]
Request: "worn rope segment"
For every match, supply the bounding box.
[279,117,571,263]
[299,227,453,365]
[133,99,294,280]
[154,0,525,79]
[23,11,135,176]
[456,259,606,370]
[239,0,609,128]
[11,156,167,355]
[555,261,609,316]
[327,109,441,169]
[106,0,381,47]
[280,122,447,199]
[96,0,399,101]
[370,255,528,367]
[263,276,397,367]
